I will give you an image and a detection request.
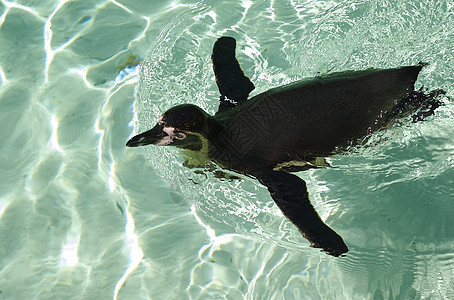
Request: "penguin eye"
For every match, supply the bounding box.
[175,132,186,140]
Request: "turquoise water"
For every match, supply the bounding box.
[0,0,453,299]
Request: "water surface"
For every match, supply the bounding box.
[0,0,453,299]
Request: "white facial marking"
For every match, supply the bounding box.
[163,126,175,135]
[156,136,173,145]
[156,126,186,145]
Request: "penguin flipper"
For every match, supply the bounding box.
[211,37,255,113]
[254,169,349,257]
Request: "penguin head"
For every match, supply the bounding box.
[126,104,215,150]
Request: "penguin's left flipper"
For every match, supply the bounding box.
[254,169,349,257]
[211,37,255,113]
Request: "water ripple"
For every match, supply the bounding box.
[1,0,453,298]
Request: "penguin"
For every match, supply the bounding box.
[126,37,444,257]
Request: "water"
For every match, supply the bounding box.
[0,0,453,299]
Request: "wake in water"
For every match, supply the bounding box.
[391,87,446,122]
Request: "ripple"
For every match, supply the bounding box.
[1,0,453,298]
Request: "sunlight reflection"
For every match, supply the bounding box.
[110,0,133,14]
[59,234,80,267]
[192,204,216,258]
[108,162,116,192]
[241,0,253,10]
[187,204,247,292]
[51,114,63,153]
[1,0,41,16]
[0,65,7,83]
[44,0,71,83]
[68,67,95,89]
[190,204,245,259]
[0,199,8,218]
[113,208,144,300]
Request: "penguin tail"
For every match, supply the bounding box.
[389,87,447,123]
[409,88,447,122]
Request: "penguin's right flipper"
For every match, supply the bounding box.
[212,37,255,113]
[254,169,349,257]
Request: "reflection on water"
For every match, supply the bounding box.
[0,0,453,299]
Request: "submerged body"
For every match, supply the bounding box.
[127,37,444,256]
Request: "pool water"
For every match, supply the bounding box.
[0,0,453,299]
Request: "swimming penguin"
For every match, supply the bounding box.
[127,37,444,256]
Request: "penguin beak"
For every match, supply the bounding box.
[126,123,166,147]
